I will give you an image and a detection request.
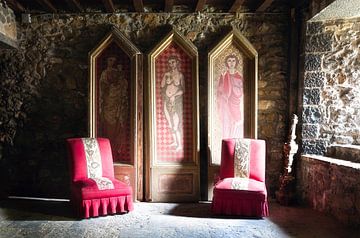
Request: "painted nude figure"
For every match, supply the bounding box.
[161,55,185,151]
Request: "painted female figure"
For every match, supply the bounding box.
[100,56,128,156]
[217,54,244,139]
[161,55,185,151]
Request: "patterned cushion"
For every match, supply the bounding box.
[81,138,114,190]
[233,139,250,178]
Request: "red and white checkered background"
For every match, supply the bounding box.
[155,42,193,163]
[96,42,131,163]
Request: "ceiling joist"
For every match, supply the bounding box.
[229,0,245,13]
[65,0,83,12]
[36,0,57,13]
[5,0,282,14]
[102,0,115,13]
[195,0,206,12]
[133,0,144,12]
[6,0,25,13]
[165,0,174,12]
[256,0,274,12]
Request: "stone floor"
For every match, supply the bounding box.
[0,198,359,238]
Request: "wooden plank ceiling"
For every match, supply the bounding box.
[5,0,295,14]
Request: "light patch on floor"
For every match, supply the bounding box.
[0,199,358,238]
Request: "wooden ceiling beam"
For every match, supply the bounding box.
[165,0,174,12]
[102,0,115,13]
[36,0,57,13]
[65,0,83,12]
[133,0,144,12]
[229,0,245,13]
[195,0,206,12]
[6,0,25,13]
[290,0,308,9]
[256,0,274,12]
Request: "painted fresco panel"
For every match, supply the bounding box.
[154,42,193,163]
[95,42,131,163]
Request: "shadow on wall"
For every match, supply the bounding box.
[0,38,90,198]
[0,24,114,198]
[6,75,88,197]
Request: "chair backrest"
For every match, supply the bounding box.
[66,138,115,182]
[219,138,266,182]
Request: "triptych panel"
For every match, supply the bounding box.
[89,27,257,202]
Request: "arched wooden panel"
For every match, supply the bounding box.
[89,26,143,201]
[207,29,258,200]
[146,29,199,202]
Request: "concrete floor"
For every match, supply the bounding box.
[0,198,358,238]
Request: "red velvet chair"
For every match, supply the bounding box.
[66,138,133,218]
[211,138,269,217]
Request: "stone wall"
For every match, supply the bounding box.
[297,155,360,227]
[301,18,360,155]
[0,13,289,198]
[0,2,17,48]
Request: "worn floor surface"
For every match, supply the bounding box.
[0,199,358,238]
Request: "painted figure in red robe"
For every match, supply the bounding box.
[217,54,244,139]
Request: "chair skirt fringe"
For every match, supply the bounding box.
[75,195,134,218]
[211,196,269,217]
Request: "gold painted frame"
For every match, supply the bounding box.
[89,26,143,201]
[145,29,200,202]
[207,29,258,199]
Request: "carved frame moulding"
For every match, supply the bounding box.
[145,28,200,202]
[207,29,258,200]
[89,26,143,201]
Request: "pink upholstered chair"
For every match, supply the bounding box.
[66,138,133,218]
[211,138,269,217]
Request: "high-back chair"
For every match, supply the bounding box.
[67,138,133,218]
[211,138,269,217]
